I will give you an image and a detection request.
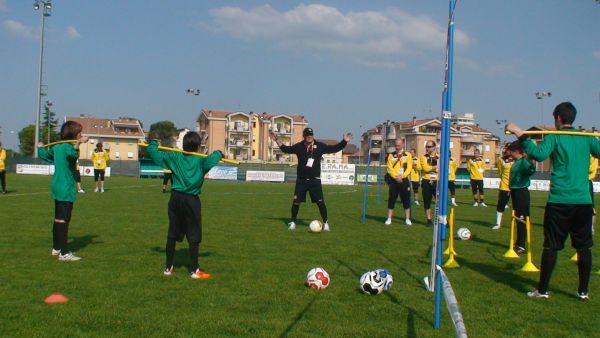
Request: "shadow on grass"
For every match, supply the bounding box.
[278,261,343,338]
[264,217,309,229]
[69,234,101,252]
[460,257,534,294]
[151,246,211,270]
[469,234,507,249]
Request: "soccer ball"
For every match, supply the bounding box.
[359,270,385,295]
[374,268,394,291]
[309,220,323,233]
[457,227,471,240]
[306,267,330,289]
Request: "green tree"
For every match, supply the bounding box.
[148,121,178,147]
[41,102,59,145]
[18,124,35,156]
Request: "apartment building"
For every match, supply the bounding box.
[360,113,500,168]
[66,116,146,161]
[196,110,308,162]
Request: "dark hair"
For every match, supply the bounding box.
[182,131,201,152]
[60,121,82,140]
[426,141,436,147]
[507,140,523,152]
[552,101,577,125]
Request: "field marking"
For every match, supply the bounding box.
[1,185,149,197]
[211,189,358,195]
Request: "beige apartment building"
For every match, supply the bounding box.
[360,113,500,168]
[196,110,309,162]
[65,116,146,161]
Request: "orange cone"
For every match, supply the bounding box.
[44,293,68,304]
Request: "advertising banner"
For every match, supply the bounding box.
[321,163,355,186]
[208,166,238,180]
[246,170,285,182]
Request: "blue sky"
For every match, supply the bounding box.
[1,0,599,150]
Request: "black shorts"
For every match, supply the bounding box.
[386,175,411,210]
[543,203,593,250]
[496,190,510,212]
[421,179,437,209]
[470,179,484,194]
[75,170,81,183]
[94,169,105,182]
[54,200,74,222]
[293,178,324,203]
[168,190,202,243]
[411,181,420,193]
[510,188,530,219]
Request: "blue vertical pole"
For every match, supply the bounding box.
[377,123,386,205]
[434,0,456,329]
[361,137,373,224]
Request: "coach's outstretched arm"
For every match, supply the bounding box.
[323,133,353,154]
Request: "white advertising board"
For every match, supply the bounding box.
[321,163,355,186]
[208,166,238,180]
[246,170,285,182]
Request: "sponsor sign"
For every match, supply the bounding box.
[321,163,355,186]
[246,170,285,182]
[356,174,378,183]
[16,164,51,175]
[207,166,238,180]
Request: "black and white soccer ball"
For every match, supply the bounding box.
[374,268,393,291]
[359,270,385,295]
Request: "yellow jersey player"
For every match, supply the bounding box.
[384,138,413,226]
[467,148,487,206]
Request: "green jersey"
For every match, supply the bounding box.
[509,158,535,189]
[146,140,222,196]
[38,143,79,202]
[521,127,600,204]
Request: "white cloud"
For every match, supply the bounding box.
[2,19,35,39]
[207,4,471,68]
[0,0,8,12]
[594,51,600,61]
[456,56,520,78]
[66,26,81,39]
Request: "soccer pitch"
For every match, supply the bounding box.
[1,174,599,337]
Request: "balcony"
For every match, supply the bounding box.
[461,137,482,144]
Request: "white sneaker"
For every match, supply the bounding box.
[473,202,479,207]
[51,248,60,256]
[323,222,330,231]
[287,221,296,230]
[58,252,81,261]
[451,202,458,207]
[414,200,420,205]
[384,218,392,225]
[100,188,105,193]
[491,224,501,230]
[94,188,99,192]
[527,289,549,299]
[480,202,488,207]
[405,218,412,226]
[164,266,174,276]
[78,189,85,193]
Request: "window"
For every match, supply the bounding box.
[115,151,120,159]
[449,142,454,149]
[127,152,134,158]
[485,145,490,152]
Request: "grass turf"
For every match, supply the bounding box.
[1,174,599,337]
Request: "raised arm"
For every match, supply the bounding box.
[323,133,352,154]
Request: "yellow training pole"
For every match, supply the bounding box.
[505,130,600,137]
[520,216,540,272]
[504,211,519,258]
[41,140,77,147]
[444,208,457,255]
[571,252,578,262]
[444,208,459,268]
[138,143,240,165]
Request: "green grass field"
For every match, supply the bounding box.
[1,174,599,337]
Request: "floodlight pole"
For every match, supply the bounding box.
[33,0,52,158]
[361,136,373,224]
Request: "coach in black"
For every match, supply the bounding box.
[269,127,353,231]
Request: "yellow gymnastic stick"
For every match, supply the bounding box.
[138,143,240,165]
[505,130,600,137]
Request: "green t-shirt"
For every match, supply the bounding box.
[38,143,79,202]
[146,141,222,196]
[509,157,535,189]
[521,127,600,204]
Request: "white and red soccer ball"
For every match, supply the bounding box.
[306,267,330,289]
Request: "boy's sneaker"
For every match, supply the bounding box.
[384,218,392,225]
[58,252,81,261]
[451,201,458,207]
[577,292,589,301]
[414,200,420,205]
[287,221,296,230]
[514,245,526,254]
[191,269,211,279]
[323,222,330,231]
[94,188,99,192]
[491,224,501,230]
[480,202,488,207]
[527,289,549,299]
[51,248,61,256]
[473,202,479,207]
[100,188,105,193]
[405,218,412,226]
[163,266,174,276]
[78,189,85,193]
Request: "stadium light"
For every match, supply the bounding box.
[535,91,551,126]
[186,88,200,96]
[32,0,52,158]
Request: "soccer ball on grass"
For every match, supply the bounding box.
[309,220,323,232]
[306,267,330,289]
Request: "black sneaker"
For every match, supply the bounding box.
[514,245,526,254]
[427,220,433,227]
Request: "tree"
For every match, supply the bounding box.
[41,101,59,145]
[148,121,178,147]
[18,124,36,156]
